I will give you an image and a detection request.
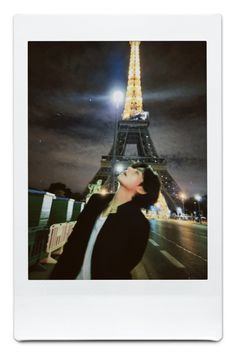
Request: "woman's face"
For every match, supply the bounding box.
[117,166,145,193]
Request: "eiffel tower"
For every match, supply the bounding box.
[82,41,183,212]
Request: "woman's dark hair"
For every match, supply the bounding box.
[130,162,161,209]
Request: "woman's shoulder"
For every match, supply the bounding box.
[125,204,150,230]
[137,210,150,230]
[126,209,150,243]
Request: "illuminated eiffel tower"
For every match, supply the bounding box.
[82,41,183,212]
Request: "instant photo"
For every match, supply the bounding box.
[14,15,222,341]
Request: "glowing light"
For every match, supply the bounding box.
[115,163,124,173]
[122,41,143,120]
[112,90,124,108]
[176,207,182,215]
[194,194,202,202]
[100,188,108,195]
[179,192,187,200]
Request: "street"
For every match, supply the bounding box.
[131,219,207,279]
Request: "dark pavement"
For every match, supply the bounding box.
[132,219,207,279]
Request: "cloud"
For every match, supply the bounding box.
[143,84,205,102]
[28,41,207,196]
[28,125,112,193]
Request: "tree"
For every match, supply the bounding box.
[46,182,83,201]
[47,182,66,196]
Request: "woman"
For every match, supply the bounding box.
[49,162,161,279]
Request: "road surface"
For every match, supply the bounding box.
[131,219,207,280]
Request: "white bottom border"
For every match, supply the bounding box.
[14,293,222,341]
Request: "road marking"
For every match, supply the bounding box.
[160,250,185,269]
[148,239,159,247]
[156,232,207,263]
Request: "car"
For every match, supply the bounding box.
[181,214,191,220]
[194,216,207,223]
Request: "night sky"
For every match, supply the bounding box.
[28,41,207,197]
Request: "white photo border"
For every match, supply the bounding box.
[14,14,222,341]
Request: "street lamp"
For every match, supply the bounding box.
[115,163,124,174]
[194,194,202,223]
[179,192,187,215]
[100,188,108,196]
[111,90,124,193]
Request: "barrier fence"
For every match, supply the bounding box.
[28,189,85,270]
[28,226,50,267]
[40,221,76,264]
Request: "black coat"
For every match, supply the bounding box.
[49,193,150,279]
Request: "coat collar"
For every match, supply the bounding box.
[98,193,139,212]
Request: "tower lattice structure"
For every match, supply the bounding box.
[82,42,183,212]
[122,41,143,120]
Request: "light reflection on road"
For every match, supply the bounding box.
[134,219,208,279]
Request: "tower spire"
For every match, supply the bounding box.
[122,41,143,120]
[84,41,183,214]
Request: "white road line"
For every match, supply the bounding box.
[160,250,185,269]
[148,239,159,247]
[156,232,207,263]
